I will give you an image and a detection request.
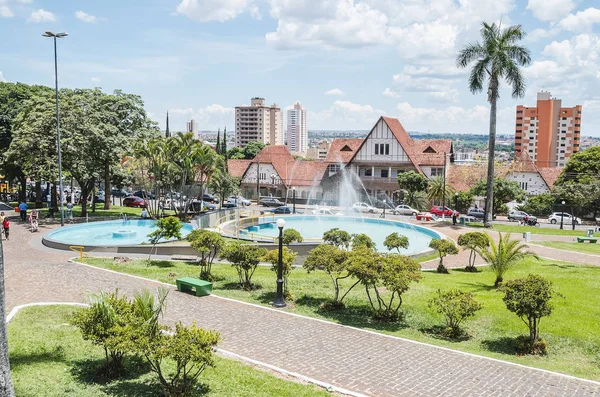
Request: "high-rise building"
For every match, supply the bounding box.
[515,92,582,168]
[187,119,197,135]
[235,97,283,147]
[286,101,308,154]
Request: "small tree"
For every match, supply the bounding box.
[147,217,182,260]
[219,242,267,290]
[397,170,429,210]
[351,233,376,250]
[383,232,409,253]
[503,274,556,355]
[428,239,459,274]
[454,191,475,214]
[187,229,224,281]
[323,228,351,249]
[263,246,297,298]
[428,289,482,337]
[457,232,489,272]
[303,244,355,308]
[282,228,303,245]
[477,232,538,287]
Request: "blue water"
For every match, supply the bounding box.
[46,219,194,246]
[241,216,440,254]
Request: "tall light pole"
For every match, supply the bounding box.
[273,218,286,308]
[292,187,296,214]
[560,201,565,230]
[43,31,68,227]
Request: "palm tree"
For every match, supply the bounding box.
[476,232,538,287]
[457,22,531,228]
[427,176,454,205]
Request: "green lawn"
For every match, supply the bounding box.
[8,305,331,397]
[9,203,172,218]
[466,222,600,237]
[82,256,600,380]
[534,241,600,255]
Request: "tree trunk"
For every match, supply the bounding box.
[0,238,16,396]
[494,275,503,288]
[51,183,58,214]
[484,95,497,228]
[104,162,111,210]
[35,181,42,209]
[18,175,26,203]
[80,183,89,218]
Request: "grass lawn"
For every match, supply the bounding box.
[466,222,600,237]
[8,305,332,397]
[534,241,600,255]
[8,203,179,218]
[82,255,600,381]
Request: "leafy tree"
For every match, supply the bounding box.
[323,228,351,250]
[516,193,555,217]
[147,217,182,260]
[556,146,600,185]
[227,146,245,160]
[242,141,265,159]
[219,242,267,290]
[476,232,538,287]
[282,228,303,245]
[470,178,526,215]
[397,171,429,210]
[187,229,224,281]
[208,170,239,209]
[427,176,454,204]
[457,22,531,227]
[428,289,482,337]
[303,244,355,308]
[351,233,376,250]
[457,232,489,272]
[454,191,475,214]
[553,183,600,224]
[503,274,556,354]
[428,239,459,274]
[263,246,297,297]
[383,232,409,253]
[216,129,221,155]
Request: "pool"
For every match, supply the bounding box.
[240,216,441,255]
[45,219,194,246]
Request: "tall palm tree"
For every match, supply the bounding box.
[457,22,531,227]
[427,176,454,205]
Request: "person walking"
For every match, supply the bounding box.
[18,201,27,222]
[2,217,10,240]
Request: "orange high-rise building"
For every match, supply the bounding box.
[515,92,582,168]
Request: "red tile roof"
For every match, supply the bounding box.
[380,117,422,172]
[513,151,538,173]
[538,167,563,190]
[288,161,329,186]
[324,138,363,164]
[227,160,251,178]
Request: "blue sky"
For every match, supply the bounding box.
[2,0,600,136]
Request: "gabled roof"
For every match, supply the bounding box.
[412,139,453,156]
[227,160,251,178]
[538,167,562,190]
[513,151,538,173]
[325,138,363,164]
[251,145,295,186]
[381,116,422,172]
[288,161,329,186]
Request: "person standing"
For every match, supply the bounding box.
[18,201,27,222]
[2,217,9,240]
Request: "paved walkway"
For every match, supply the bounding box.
[4,220,600,396]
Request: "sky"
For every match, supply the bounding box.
[1,0,600,137]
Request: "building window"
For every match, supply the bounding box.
[381,169,389,178]
[430,168,444,177]
[516,123,522,126]
[562,117,567,120]
[375,144,379,155]
[364,168,372,177]
[385,144,390,155]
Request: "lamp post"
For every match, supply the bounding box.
[271,174,275,197]
[382,199,386,218]
[292,187,296,214]
[560,201,565,230]
[43,31,68,227]
[273,218,286,308]
[455,192,459,211]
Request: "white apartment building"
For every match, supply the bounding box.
[235,97,283,147]
[286,102,308,153]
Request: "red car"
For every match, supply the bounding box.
[430,206,454,217]
[123,196,147,208]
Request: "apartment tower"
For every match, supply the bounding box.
[286,101,308,154]
[515,92,582,168]
[235,97,283,147]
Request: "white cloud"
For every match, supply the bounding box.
[0,6,13,18]
[313,100,385,129]
[527,0,575,21]
[426,89,459,103]
[17,0,33,3]
[90,77,101,83]
[526,28,559,42]
[169,104,235,130]
[0,72,6,83]
[75,10,102,23]
[382,88,400,98]
[325,88,344,96]
[249,5,261,20]
[176,0,249,22]
[28,9,56,23]
[390,22,458,58]
[559,8,600,31]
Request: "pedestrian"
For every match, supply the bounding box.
[46,192,51,209]
[18,200,27,222]
[141,208,148,219]
[2,217,10,240]
[452,210,458,226]
[66,200,73,220]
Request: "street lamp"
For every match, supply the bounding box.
[43,31,68,227]
[382,199,386,218]
[273,218,286,308]
[292,187,296,214]
[560,201,565,230]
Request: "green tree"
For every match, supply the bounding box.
[242,141,265,159]
[503,274,556,354]
[323,228,351,250]
[282,228,303,245]
[263,246,297,297]
[397,171,429,210]
[427,176,454,204]
[470,178,526,215]
[428,239,459,274]
[219,242,267,290]
[454,191,475,214]
[227,147,245,160]
[553,183,600,224]
[457,232,490,272]
[516,193,555,217]
[556,146,600,185]
[428,289,482,337]
[147,217,183,260]
[476,232,538,287]
[216,129,221,155]
[383,232,409,253]
[351,233,376,250]
[187,229,224,281]
[457,22,531,227]
[208,169,239,209]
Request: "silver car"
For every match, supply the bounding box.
[392,204,418,216]
[508,210,529,222]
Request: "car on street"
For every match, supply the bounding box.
[467,208,485,220]
[227,195,251,206]
[352,202,377,213]
[133,190,156,200]
[264,205,303,214]
[548,212,581,225]
[430,206,454,217]
[222,201,238,208]
[392,204,418,216]
[260,197,284,207]
[202,193,218,203]
[508,210,530,222]
[111,188,130,197]
[123,196,147,208]
[312,208,343,215]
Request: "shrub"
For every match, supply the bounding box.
[303,244,354,308]
[187,229,224,281]
[457,232,489,272]
[351,233,376,250]
[428,239,459,274]
[383,232,409,253]
[282,228,303,245]
[323,228,351,249]
[219,241,267,290]
[147,217,182,260]
[428,289,482,337]
[262,246,297,298]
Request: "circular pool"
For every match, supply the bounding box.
[239,216,441,255]
[45,219,194,246]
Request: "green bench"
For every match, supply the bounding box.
[577,237,598,243]
[176,277,213,296]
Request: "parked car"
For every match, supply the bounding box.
[201,193,218,203]
[133,190,156,200]
[260,197,284,207]
[123,196,147,208]
[548,212,581,225]
[111,188,130,197]
[94,194,105,203]
[222,201,238,208]
[312,208,343,215]
[508,210,530,222]
[264,205,302,214]
[392,204,418,216]
[430,206,454,217]
[467,208,485,220]
[227,195,251,206]
[352,202,377,213]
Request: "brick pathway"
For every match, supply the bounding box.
[4,220,600,396]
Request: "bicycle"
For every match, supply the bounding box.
[29,216,39,233]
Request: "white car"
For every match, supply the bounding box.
[312,208,344,216]
[392,204,418,216]
[227,195,251,206]
[548,212,581,225]
[352,202,377,213]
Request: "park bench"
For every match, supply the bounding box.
[176,277,213,297]
[577,237,598,244]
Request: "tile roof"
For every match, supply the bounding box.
[324,138,363,164]
[411,139,453,155]
[538,167,563,190]
[227,160,251,178]
[288,161,329,186]
[380,117,422,172]
[512,151,538,173]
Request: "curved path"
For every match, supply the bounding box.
[5,221,600,397]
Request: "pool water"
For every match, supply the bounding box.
[46,219,194,246]
[241,216,440,254]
